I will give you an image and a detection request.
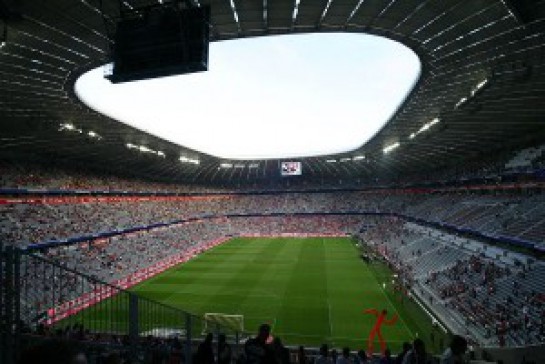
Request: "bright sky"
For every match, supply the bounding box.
[75,33,420,160]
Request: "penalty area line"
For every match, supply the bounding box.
[367,264,413,338]
[378,284,413,339]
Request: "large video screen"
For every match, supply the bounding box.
[281,162,302,176]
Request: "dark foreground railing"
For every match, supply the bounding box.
[0,242,244,364]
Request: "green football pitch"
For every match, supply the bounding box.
[66,237,448,353]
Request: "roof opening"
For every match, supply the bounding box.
[75,33,421,160]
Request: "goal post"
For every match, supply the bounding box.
[202,313,244,335]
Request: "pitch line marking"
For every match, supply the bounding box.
[357,242,414,338]
[375,277,413,338]
[323,237,334,338]
[327,301,333,337]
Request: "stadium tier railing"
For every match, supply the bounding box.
[0,242,245,364]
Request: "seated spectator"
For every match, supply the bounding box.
[336,347,351,364]
[244,324,275,364]
[331,349,338,364]
[218,333,232,364]
[297,346,308,364]
[401,339,434,364]
[440,335,467,364]
[395,342,411,364]
[315,344,332,364]
[380,348,394,364]
[272,337,290,364]
[196,333,215,364]
[18,339,88,364]
[355,349,368,364]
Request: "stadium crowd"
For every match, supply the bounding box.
[0,160,214,194]
[18,215,367,329]
[18,321,470,364]
[2,190,545,249]
[2,141,545,193]
[3,143,545,360]
[360,219,545,348]
[2,180,543,352]
[13,209,545,354]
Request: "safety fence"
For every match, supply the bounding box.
[0,242,243,364]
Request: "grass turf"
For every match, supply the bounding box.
[64,237,448,353]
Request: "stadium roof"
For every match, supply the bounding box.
[75,34,421,160]
[1,0,544,185]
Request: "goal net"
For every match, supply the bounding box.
[202,313,244,335]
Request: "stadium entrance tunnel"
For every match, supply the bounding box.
[74,33,421,160]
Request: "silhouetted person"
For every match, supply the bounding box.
[218,334,232,364]
[245,323,275,364]
[103,352,122,364]
[331,349,339,364]
[18,339,87,364]
[298,346,308,364]
[315,344,332,364]
[170,336,183,364]
[380,348,394,364]
[272,337,290,364]
[440,335,467,364]
[355,349,368,364]
[196,333,215,364]
[401,339,433,364]
[336,347,351,364]
[395,342,411,364]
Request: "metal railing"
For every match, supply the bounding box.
[1,243,19,364]
[0,243,244,364]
